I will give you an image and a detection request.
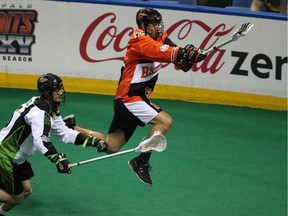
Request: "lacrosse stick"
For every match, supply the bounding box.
[202,22,254,55]
[69,131,167,168]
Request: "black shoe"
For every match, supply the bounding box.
[128,158,152,186]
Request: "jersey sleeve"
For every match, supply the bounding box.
[126,30,179,64]
[51,115,80,144]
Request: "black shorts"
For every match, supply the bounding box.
[108,97,162,142]
[0,159,34,195]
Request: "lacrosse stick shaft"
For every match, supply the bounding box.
[69,148,135,167]
[69,132,167,168]
[202,38,234,55]
[202,22,253,56]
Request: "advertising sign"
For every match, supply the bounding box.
[0,0,287,99]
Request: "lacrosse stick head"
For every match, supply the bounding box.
[232,22,254,41]
[135,131,167,152]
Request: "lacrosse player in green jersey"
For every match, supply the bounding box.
[0,73,107,215]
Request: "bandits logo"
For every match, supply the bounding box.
[0,7,38,62]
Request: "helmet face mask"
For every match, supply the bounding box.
[37,73,66,106]
[136,8,164,37]
[142,15,162,27]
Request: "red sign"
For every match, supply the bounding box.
[80,12,236,74]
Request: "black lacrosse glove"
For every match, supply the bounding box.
[176,58,192,72]
[184,44,207,63]
[176,45,207,72]
[48,153,72,174]
[63,114,76,129]
[82,135,108,152]
[176,44,196,72]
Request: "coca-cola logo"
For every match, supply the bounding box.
[80,13,133,62]
[80,12,234,74]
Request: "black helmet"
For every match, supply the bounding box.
[136,8,163,33]
[37,73,65,105]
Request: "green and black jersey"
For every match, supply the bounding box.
[0,96,80,165]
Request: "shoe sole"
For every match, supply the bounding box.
[128,160,152,186]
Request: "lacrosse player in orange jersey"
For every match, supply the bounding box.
[64,8,206,186]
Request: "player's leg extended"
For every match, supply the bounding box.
[0,190,23,204]
[0,186,26,214]
[127,98,172,185]
[148,110,173,136]
[73,126,104,139]
[63,115,127,154]
[73,126,126,154]
[136,110,172,164]
[129,110,172,185]
[0,179,32,214]
[0,194,24,213]
[0,159,26,205]
[105,130,126,154]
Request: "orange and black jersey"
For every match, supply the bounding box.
[116,28,181,102]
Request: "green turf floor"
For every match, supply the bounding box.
[0,88,287,216]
